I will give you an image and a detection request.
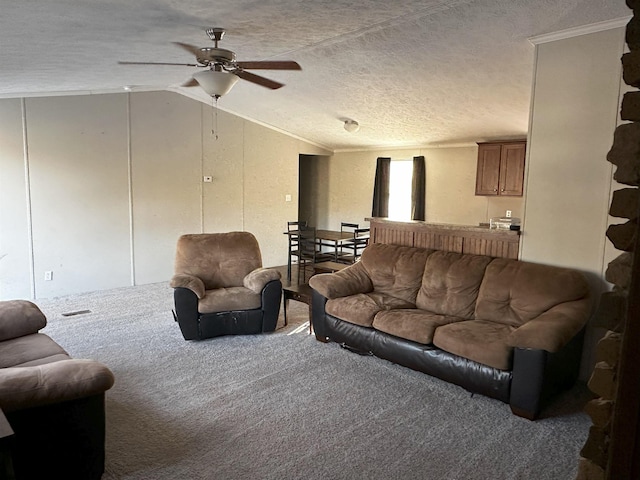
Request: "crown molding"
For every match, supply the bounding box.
[332,141,478,154]
[169,86,334,154]
[529,16,631,45]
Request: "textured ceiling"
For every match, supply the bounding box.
[0,0,631,151]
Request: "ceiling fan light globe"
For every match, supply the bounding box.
[193,70,239,97]
[344,120,360,133]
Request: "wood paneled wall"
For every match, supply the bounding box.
[368,218,520,259]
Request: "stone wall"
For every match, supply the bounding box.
[576,2,640,478]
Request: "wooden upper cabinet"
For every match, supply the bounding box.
[475,141,526,196]
[475,144,502,195]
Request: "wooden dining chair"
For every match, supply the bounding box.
[297,226,333,283]
[337,227,370,264]
[287,220,307,282]
[340,222,359,234]
[333,222,359,260]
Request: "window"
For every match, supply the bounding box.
[388,160,413,220]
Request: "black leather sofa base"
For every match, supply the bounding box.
[312,291,582,420]
[6,393,107,480]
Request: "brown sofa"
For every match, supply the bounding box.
[309,243,591,419]
[0,300,115,479]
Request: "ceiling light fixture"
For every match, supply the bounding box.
[193,69,239,98]
[344,119,360,133]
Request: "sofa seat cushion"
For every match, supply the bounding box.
[432,320,516,370]
[326,292,415,328]
[198,287,261,314]
[416,251,492,319]
[0,333,70,368]
[372,309,465,344]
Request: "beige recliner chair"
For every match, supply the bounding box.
[170,232,282,340]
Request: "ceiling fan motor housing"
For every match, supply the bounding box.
[197,47,236,66]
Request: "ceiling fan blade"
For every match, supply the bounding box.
[235,61,301,70]
[118,61,199,67]
[234,70,284,90]
[181,78,199,87]
[173,42,202,56]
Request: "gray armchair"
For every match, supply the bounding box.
[170,232,282,340]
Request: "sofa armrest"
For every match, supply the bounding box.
[173,287,200,340]
[261,280,282,332]
[0,359,115,413]
[244,267,282,294]
[309,262,373,299]
[170,274,205,299]
[507,298,591,352]
[0,300,47,342]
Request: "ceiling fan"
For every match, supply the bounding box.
[119,28,301,98]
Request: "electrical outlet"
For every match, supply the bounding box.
[44,271,53,281]
[203,176,213,183]
[505,210,512,218]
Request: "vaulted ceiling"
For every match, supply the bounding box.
[0,1,630,151]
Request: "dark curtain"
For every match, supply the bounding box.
[371,157,391,217]
[411,156,426,221]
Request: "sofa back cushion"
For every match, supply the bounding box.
[475,258,590,327]
[416,251,492,319]
[0,300,47,342]
[360,243,433,304]
[174,232,262,290]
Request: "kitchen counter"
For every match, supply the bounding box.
[365,218,520,259]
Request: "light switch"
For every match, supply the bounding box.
[203,176,213,183]
[285,194,292,202]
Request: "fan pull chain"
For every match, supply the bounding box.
[211,96,219,140]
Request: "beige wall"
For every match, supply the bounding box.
[0,99,32,299]
[313,146,525,230]
[522,27,625,379]
[243,122,301,267]
[521,28,624,279]
[130,92,203,285]
[0,91,329,299]
[202,108,245,234]
[26,95,133,298]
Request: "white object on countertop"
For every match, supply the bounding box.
[490,217,521,229]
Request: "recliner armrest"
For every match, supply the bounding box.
[244,267,282,294]
[170,274,206,299]
[0,300,47,342]
[0,359,115,413]
[507,298,591,352]
[309,262,373,299]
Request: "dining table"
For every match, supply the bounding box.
[287,229,369,254]
[284,228,370,280]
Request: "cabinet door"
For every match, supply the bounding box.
[499,143,526,196]
[475,144,502,195]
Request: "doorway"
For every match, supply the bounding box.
[298,154,329,228]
